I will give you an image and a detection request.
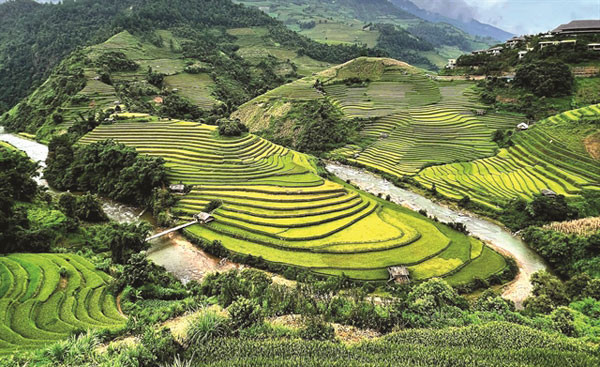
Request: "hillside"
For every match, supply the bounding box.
[0,0,378,114]
[0,23,359,141]
[233,0,494,69]
[77,112,509,284]
[234,57,522,174]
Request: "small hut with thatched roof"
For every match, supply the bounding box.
[388,266,410,284]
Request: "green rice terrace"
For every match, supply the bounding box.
[234,57,524,176]
[0,253,126,353]
[416,104,600,210]
[79,114,508,283]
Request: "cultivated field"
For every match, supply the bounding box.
[79,115,508,283]
[415,104,600,210]
[236,57,524,177]
[0,254,125,353]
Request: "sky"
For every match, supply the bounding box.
[411,0,600,35]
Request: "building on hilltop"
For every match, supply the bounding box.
[506,36,526,48]
[588,43,600,51]
[552,20,600,35]
[539,39,576,50]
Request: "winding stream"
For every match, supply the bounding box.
[326,162,548,306]
[0,128,548,304]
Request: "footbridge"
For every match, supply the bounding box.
[145,212,214,242]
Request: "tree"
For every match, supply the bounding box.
[514,61,574,97]
[75,193,108,222]
[105,222,152,264]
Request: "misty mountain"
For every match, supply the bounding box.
[390,0,514,41]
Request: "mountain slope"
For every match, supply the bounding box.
[0,0,377,113]
[390,0,514,41]
[233,0,495,69]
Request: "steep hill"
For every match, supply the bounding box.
[233,0,495,69]
[0,0,378,113]
[0,5,382,141]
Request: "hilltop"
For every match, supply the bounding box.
[233,57,521,170]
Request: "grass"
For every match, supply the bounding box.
[79,113,506,283]
[0,254,126,353]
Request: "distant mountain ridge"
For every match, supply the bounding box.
[389,0,514,41]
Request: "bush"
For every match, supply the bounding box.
[186,310,230,345]
[218,118,248,137]
[299,317,336,341]
[227,297,263,331]
[206,199,223,213]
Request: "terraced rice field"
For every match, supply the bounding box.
[0,254,126,353]
[79,115,507,283]
[416,104,600,209]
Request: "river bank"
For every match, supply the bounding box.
[326,162,548,307]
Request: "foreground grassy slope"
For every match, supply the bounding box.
[416,104,600,210]
[234,57,523,176]
[0,253,125,353]
[79,114,507,283]
[190,322,600,366]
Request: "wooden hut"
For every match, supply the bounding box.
[388,266,410,284]
[541,189,557,198]
[169,183,185,194]
[194,212,215,224]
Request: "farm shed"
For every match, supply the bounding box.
[194,212,215,224]
[169,183,185,193]
[517,122,529,130]
[541,189,557,198]
[388,266,410,284]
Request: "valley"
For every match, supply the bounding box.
[0,0,599,365]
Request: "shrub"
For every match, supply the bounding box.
[218,118,248,137]
[205,199,223,213]
[299,317,336,341]
[186,310,230,346]
[228,297,263,330]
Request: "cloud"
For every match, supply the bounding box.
[410,0,479,21]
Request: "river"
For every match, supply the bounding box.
[0,128,547,304]
[326,162,548,306]
[0,127,236,283]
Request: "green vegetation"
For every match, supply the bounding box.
[77,112,508,284]
[257,99,362,155]
[513,61,574,98]
[45,138,167,206]
[523,228,600,278]
[234,0,495,69]
[416,104,600,211]
[0,253,126,352]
